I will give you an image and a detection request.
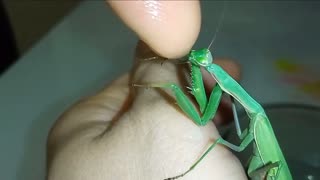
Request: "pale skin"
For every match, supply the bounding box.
[47,1,246,180]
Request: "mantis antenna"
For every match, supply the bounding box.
[207,1,227,50]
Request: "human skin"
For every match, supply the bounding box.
[108,1,201,59]
[47,1,246,180]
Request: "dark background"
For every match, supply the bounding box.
[0,0,18,75]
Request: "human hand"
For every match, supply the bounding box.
[47,2,247,180]
[47,41,246,180]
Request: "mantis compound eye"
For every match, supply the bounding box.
[204,49,213,64]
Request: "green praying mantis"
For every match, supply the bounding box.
[135,48,292,180]
[133,3,292,179]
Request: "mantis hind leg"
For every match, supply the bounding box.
[248,161,281,180]
[268,161,282,180]
[164,133,254,180]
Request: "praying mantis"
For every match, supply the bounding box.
[133,2,292,179]
[134,48,293,180]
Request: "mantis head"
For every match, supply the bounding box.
[188,48,213,67]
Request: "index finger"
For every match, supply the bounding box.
[108,1,201,59]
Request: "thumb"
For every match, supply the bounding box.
[108,1,201,59]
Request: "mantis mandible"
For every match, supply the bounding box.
[135,48,292,180]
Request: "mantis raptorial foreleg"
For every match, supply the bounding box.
[133,82,222,126]
[190,62,207,113]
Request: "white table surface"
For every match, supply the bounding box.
[1,1,319,180]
